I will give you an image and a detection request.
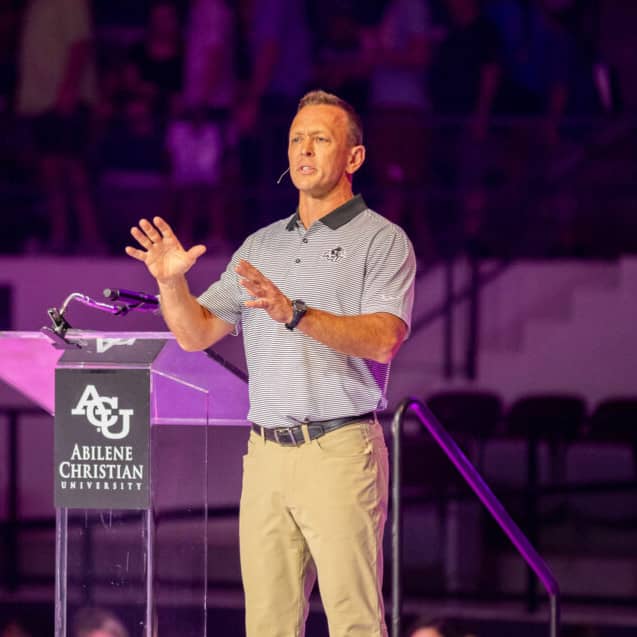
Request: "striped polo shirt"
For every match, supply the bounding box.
[197,194,416,429]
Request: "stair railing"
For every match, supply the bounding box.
[390,398,560,637]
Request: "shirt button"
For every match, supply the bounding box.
[295,258,301,264]
[302,238,308,243]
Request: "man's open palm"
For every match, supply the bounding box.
[125,217,206,284]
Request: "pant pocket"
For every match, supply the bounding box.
[315,423,370,458]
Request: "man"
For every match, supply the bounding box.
[127,90,416,636]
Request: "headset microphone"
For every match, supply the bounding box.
[276,167,290,184]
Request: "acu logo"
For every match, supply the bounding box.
[71,385,134,440]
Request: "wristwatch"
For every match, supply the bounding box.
[285,299,307,331]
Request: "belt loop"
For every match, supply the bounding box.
[301,423,311,444]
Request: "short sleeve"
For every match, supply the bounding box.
[361,225,417,332]
[196,241,249,335]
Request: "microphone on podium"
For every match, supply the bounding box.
[103,288,159,310]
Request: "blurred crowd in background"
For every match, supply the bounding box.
[0,0,632,260]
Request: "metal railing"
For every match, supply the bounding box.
[390,398,561,637]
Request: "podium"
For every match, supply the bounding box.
[0,331,250,637]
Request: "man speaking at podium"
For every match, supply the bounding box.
[126,90,416,636]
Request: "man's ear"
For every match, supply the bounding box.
[346,145,366,175]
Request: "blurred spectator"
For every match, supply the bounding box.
[165,0,236,250]
[181,0,235,115]
[17,0,103,254]
[72,607,129,637]
[235,0,312,226]
[539,0,602,124]
[235,0,311,134]
[98,94,166,173]
[0,0,20,113]
[166,107,227,249]
[429,0,502,256]
[366,0,434,258]
[124,0,183,121]
[312,3,371,113]
[406,615,475,637]
[485,0,602,257]
[544,0,599,51]
[430,0,501,138]
[0,620,32,637]
[486,0,586,143]
[99,1,182,174]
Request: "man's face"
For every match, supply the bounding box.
[287,104,362,199]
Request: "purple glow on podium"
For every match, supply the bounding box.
[0,331,63,413]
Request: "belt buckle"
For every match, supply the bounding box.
[274,426,298,446]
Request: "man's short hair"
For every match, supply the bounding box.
[297,90,364,147]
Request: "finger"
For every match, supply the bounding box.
[130,226,153,250]
[238,274,268,292]
[234,260,249,276]
[244,298,269,309]
[187,244,207,260]
[237,263,273,291]
[236,269,257,287]
[125,246,147,262]
[235,259,261,279]
[238,278,261,296]
[153,216,176,239]
[139,218,162,243]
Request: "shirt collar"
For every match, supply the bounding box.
[285,194,368,231]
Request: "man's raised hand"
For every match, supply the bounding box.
[235,259,293,324]
[125,217,206,284]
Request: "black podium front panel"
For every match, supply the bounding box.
[54,368,151,510]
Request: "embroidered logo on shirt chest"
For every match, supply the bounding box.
[321,246,346,262]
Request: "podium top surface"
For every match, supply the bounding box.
[0,331,249,424]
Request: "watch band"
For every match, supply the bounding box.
[285,299,307,331]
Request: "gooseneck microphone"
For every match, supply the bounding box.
[103,288,159,307]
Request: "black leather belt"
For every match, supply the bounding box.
[251,412,375,447]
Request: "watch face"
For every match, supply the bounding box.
[285,299,307,330]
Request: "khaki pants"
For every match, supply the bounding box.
[239,419,389,637]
